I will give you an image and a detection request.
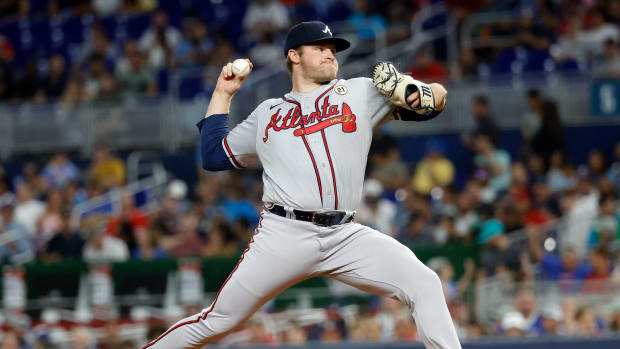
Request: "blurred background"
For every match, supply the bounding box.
[0,0,619,348]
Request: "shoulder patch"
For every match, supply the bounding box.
[334,85,348,95]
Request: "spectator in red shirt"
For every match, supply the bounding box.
[584,247,611,292]
[406,48,448,82]
[106,192,148,252]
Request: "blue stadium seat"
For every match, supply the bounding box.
[523,49,551,73]
[125,13,151,40]
[158,0,183,28]
[555,59,580,74]
[491,48,517,75]
[100,16,118,42]
[178,76,203,100]
[157,69,169,95]
[30,0,48,17]
[62,15,84,45]
[31,18,53,53]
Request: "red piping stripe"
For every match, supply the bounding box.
[283,97,323,205]
[142,212,264,349]
[314,84,337,209]
[223,136,244,169]
[320,129,338,210]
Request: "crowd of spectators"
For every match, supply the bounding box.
[452,0,620,79]
[0,0,618,107]
[0,0,423,105]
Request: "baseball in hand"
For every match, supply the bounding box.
[232,59,250,77]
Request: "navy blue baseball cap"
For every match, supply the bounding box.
[283,21,351,57]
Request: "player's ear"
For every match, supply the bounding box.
[288,48,301,64]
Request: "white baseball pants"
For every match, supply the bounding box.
[143,210,461,349]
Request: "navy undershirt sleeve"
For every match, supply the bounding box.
[196,114,235,171]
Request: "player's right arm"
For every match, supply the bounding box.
[197,59,257,171]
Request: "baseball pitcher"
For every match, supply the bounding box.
[144,21,460,349]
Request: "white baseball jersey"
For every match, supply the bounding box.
[222,78,392,211]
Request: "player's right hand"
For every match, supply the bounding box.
[214,59,253,97]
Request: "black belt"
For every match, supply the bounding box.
[268,205,354,227]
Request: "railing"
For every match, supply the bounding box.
[69,167,168,230]
[3,76,615,158]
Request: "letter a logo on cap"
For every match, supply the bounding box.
[322,25,332,36]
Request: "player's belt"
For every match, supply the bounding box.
[268,205,354,227]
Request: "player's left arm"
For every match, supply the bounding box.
[371,62,447,124]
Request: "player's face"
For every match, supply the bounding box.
[299,42,338,83]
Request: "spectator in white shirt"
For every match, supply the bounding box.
[83,225,129,263]
[13,184,46,236]
[139,10,182,70]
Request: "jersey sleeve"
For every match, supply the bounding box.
[222,109,258,169]
[355,77,395,127]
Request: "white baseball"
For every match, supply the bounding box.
[232,59,250,77]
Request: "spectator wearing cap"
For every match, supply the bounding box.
[478,219,521,276]
[355,179,397,237]
[0,197,34,264]
[151,184,186,237]
[412,139,455,196]
[501,311,526,337]
[539,304,564,336]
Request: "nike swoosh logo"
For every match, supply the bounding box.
[270,102,284,110]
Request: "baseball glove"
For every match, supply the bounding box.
[372,61,435,114]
